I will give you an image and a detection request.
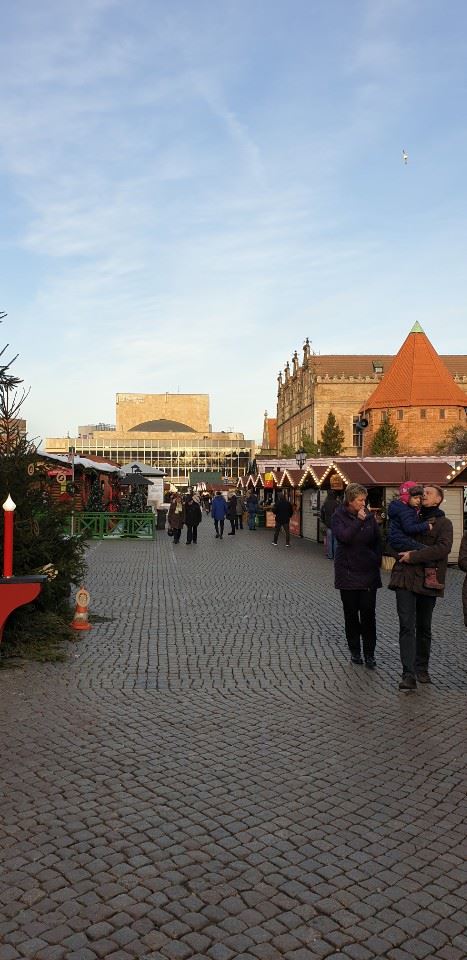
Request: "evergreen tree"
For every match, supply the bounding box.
[371,413,399,455]
[85,476,104,512]
[127,486,147,513]
[301,431,319,457]
[320,412,345,456]
[280,443,295,458]
[0,315,86,653]
[435,425,467,455]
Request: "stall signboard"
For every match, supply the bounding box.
[263,472,274,488]
[330,474,345,490]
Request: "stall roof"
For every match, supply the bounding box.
[39,452,119,473]
[119,460,164,476]
[446,458,467,485]
[278,468,305,487]
[295,457,456,488]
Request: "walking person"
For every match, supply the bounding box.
[211,491,228,539]
[246,490,258,530]
[389,484,453,690]
[459,531,467,628]
[320,490,341,559]
[226,492,237,535]
[331,483,382,669]
[184,493,202,544]
[167,494,184,545]
[272,494,294,546]
[235,491,246,530]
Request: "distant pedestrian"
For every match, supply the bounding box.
[184,494,202,544]
[272,494,294,546]
[320,490,341,559]
[246,491,258,530]
[389,484,453,689]
[211,491,228,539]
[331,483,382,669]
[235,491,246,530]
[227,493,237,535]
[167,494,185,545]
[459,532,467,628]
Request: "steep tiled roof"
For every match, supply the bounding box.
[310,354,467,380]
[362,324,467,409]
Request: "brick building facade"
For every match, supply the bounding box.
[276,333,467,456]
[362,322,467,455]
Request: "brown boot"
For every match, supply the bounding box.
[424,567,444,590]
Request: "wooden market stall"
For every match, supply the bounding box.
[277,469,305,537]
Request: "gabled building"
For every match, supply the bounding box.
[260,412,278,456]
[362,323,467,455]
[276,332,467,456]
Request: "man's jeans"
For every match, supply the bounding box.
[214,518,225,537]
[273,522,290,545]
[326,529,337,559]
[395,589,437,676]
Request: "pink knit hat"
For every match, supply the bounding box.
[399,481,423,503]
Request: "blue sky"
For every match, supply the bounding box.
[1,0,467,443]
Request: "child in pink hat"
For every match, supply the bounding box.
[388,483,443,589]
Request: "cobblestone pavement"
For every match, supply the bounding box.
[1,521,466,960]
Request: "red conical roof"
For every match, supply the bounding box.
[363,323,467,410]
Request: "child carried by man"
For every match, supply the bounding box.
[388,482,443,590]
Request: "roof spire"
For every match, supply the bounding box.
[410,321,424,333]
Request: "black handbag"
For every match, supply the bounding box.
[167,527,174,537]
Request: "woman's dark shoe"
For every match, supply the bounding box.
[351,654,363,665]
[365,657,376,670]
[399,673,417,691]
[416,671,432,684]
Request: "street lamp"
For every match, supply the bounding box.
[355,417,369,457]
[295,446,306,469]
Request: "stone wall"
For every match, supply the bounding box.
[366,405,467,455]
[116,393,210,433]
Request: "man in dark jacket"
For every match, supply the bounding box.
[272,494,294,546]
[184,495,202,545]
[246,492,258,530]
[389,484,453,690]
[458,532,467,628]
[320,491,341,559]
[226,493,237,535]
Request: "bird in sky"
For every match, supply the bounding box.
[402,149,408,164]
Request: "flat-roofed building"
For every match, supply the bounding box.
[46,393,254,487]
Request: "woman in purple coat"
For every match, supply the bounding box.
[331,483,382,669]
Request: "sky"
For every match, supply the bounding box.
[1,0,467,444]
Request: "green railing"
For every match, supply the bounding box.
[67,512,156,540]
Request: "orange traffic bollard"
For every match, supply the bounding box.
[70,587,92,631]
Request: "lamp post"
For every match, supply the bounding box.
[295,447,306,469]
[355,418,369,457]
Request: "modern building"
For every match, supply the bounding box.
[45,393,254,487]
[277,332,467,456]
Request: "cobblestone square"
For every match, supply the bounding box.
[1,523,466,959]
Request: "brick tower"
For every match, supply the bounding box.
[361,322,467,455]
